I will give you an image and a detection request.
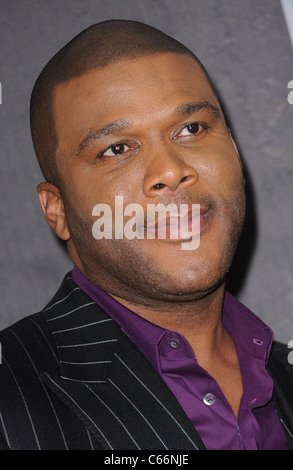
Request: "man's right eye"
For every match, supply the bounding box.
[97,143,130,159]
[99,143,129,158]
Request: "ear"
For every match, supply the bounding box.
[37,182,71,241]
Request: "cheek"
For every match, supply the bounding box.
[203,151,244,199]
[74,164,141,208]
[62,170,143,245]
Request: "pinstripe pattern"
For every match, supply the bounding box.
[85,384,141,449]
[47,301,96,322]
[6,328,69,449]
[108,378,168,449]
[51,318,113,334]
[43,374,113,450]
[0,412,11,449]
[114,353,199,449]
[2,356,41,449]
[43,287,81,311]
[0,271,292,449]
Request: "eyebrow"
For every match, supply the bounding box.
[77,119,131,156]
[174,100,221,118]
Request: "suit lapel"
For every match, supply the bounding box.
[40,273,205,450]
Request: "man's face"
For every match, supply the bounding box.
[52,52,245,303]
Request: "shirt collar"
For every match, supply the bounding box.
[72,266,274,368]
[222,291,274,362]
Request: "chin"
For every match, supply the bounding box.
[143,260,226,302]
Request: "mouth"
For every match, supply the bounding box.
[144,204,211,241]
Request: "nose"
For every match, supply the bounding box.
[143,145,199,197]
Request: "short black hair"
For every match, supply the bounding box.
[30,19,216,185]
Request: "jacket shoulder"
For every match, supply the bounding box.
[269,340,293,369]
[267,340,293,382]
[0,270,76,376]
[0,310,60,391]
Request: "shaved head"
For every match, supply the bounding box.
[30,19,216,185]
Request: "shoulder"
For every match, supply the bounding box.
[0,311,61,446]
[269,340,293,369]
[0,270,77,374]
[0,309,60,382]
[0,273,76,391]
[267,340,293,387]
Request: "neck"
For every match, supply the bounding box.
[112,283,227,363]
[112,283,243,417]
[72,252,231,371]
[73,263,243,416]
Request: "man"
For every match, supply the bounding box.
[0,19,292,450]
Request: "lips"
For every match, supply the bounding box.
[144,204,210,240]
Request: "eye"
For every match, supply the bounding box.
[96,140,139,162]
[102,143,129,157]
[96,142,137,160]
[178,122,207,137]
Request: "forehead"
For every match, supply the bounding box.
[52,53,217,144]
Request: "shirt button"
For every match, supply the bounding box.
[169,338,181,350]
[203,393,216,406]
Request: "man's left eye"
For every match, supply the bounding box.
[178,122,206,137]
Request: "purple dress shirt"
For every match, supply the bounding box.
[72,266,290,450]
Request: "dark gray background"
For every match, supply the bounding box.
[0,0,292,342]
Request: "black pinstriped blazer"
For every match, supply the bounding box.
[0,272,293,450]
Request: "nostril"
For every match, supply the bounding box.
[152,183,166,190]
